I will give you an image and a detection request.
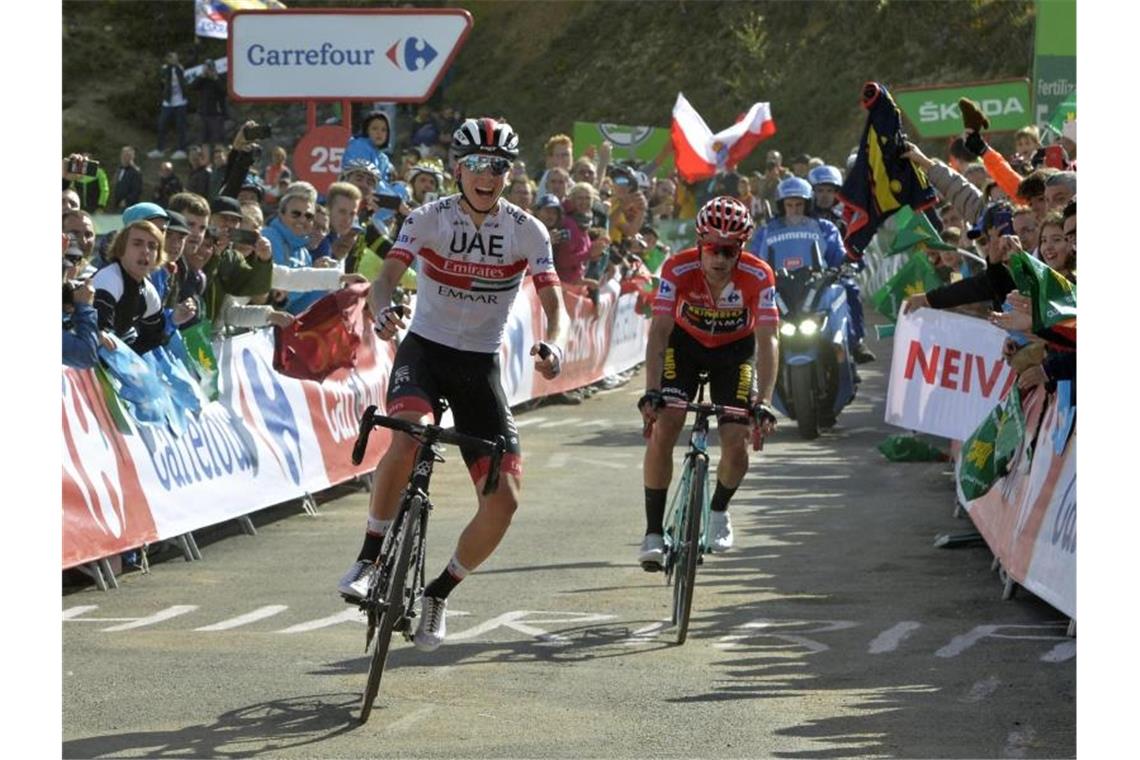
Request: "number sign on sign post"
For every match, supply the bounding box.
[293,125,351,194]
[228,8,473,102]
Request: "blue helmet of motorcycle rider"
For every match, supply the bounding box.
[807,165,843,212]
[776,177,813,221]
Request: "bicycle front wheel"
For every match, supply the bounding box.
[359,495,422,724]
[673,457,706,645]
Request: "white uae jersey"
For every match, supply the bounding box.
[387,195,560,353]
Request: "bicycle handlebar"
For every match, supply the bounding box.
[641,398,767,451]
[351,405,508,495]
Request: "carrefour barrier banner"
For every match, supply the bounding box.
[63,330,396,569]
[885,309,1016,440]
[959,387,1076,618]
[63,280,650,569]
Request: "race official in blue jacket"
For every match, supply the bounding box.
[749,177,875,363]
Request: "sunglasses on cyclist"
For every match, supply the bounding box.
[700,242,742,259]
[289,209,315,221]
[459,155,512,177]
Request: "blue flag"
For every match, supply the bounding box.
[97,335,175,427]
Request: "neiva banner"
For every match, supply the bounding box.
[885,309,1017,440]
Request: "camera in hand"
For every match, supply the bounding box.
[62,279,87,306]
[68,157,100,177]
[243,123,272,140]
[373,193,403,210]
[552,228,571,244]
[231,228,260,246]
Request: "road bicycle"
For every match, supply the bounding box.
[349,404,506,724]
[644,377,763,645]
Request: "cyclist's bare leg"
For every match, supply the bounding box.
[714,422,750,488]
[366,411,434,521]
[451,472,522,571]
[642,408,687,489]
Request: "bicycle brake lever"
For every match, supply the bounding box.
[482,436,506,496]
[352,404,378,465]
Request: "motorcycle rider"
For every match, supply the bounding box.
[808,165,847,238]
[748,176,874,364]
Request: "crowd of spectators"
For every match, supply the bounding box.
[62,62,1076,412]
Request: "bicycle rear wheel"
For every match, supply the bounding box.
[359,495,422,724]
[673,457,706,645]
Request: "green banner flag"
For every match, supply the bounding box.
[884,205,957,255]
[871,252,943,321]
[1048,92,1076,136]
[959,386,1024,501]
[179,321,220,401]
[1007,251,1076,332]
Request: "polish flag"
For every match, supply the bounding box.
[671,93,777,183]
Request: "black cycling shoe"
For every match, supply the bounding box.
[853,341,876,364]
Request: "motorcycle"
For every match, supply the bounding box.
[768,243,859,439]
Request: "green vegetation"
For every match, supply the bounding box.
[63,0,1035,174]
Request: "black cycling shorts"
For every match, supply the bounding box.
[387,332,522,481]
[660,328,755,426]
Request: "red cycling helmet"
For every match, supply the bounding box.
[695,195,754,244]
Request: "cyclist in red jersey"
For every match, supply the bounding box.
[636,196,779,567]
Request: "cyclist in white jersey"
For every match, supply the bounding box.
[338,118,567,652]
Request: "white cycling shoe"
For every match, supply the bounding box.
[709,511,734,552]
[638,533,665,571]
[337,560,376,601]
[414,596,448,651]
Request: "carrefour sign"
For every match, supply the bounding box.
[893,79,1033,139]
[228,9,472,101]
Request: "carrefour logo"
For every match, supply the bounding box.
[240,348,304,485]
[386,37,438,71]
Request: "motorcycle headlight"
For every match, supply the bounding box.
[798,318,819,336]
[779,323,797,337]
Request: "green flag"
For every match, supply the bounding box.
[179,321,220,401]
[884,205,957,255]
[871,251,943,321]
[1006,251,1076,332]
[959,387,1025,501]
[1048,93,1076,136]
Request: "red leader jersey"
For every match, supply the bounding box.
[652,247,779,348]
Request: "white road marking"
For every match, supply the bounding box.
[448,610,616,645]
[1040,640,1076,663]
[963,675,1002,703]
[575,419,612,427]
[1004,724,1037,758]
[934,623,1070,658]
[384,705,434,735]
[512,417,547,428]
[715,618,858,651]
[63,605,99,620]
[277,608,366,633]
[102,605,199,632]
[537,417,582,428]
[544,453,569,469]
[195,605,289,631]
[575,457,628,470]
[621,619,671,645]
[868,621,922,654]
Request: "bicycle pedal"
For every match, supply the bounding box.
[640,560,663,573]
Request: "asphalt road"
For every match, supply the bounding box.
[62,334,1076,759]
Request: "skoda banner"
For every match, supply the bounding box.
[573,122,674,178]
[893,80,1033,139]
